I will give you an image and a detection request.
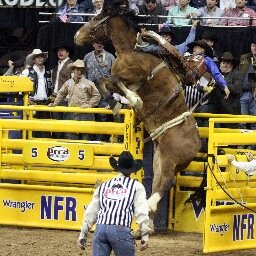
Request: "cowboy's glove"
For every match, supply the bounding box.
[77,237,87,250]
[226,154,235,164]
[138,240,148,251]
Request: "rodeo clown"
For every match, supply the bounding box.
[77,151,150,256]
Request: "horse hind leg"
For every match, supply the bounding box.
[148,150,176,214]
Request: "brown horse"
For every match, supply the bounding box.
[75,5,200,218]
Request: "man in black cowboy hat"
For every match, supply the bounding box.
[210,52,242,126]
[77,151,150,255]
[51,42,74,138]
[159,19,199,55]
[52,42,74,96]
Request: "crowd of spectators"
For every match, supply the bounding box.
[50,0,256,27]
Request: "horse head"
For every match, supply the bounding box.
[74,15,110,46]
[74,0,132,46]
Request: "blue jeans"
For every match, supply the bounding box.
[93,224,135,256]
[240,92,256,130]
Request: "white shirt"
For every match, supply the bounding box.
[54,57,70,94]
[79,173,150,241]
[21,65,48,101]
[231,159,256,176]
[219,0,236,10]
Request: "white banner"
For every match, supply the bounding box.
[0,0,64,7]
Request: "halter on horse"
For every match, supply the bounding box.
[75,4,201,220]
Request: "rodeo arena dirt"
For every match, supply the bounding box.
[2,0,256,255]
[1,226,256,256]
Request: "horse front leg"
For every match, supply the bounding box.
[112,77,143,110]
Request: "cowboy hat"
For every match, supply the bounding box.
[159,25,175,41]
[67,59,86,70]
[187,40,213,58]
[53,41,74,55]
[26,49,48,66]
[200,31,217,43]
[220,52,239,66]
[109,151,143,174]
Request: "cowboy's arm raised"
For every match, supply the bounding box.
[204,57,230,98]
[175,20,199,55]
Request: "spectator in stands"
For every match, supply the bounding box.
[56,0,91,23]
[211,52,242,128]
[200,31,219,62]
[219,0,236,10]
[160,0,177,10]
[49,59,101,140]
[227,152,256,176]
[83,41,115,141]
[90,0,103,15]
[198,0,224,25]
[190,0,206,8]
[168,0,200,26]
[139,0,168,31]
[51,42,73,139]
[158,19,199,55]
[77,151,150,254]
[221,0,256,26]
[21,49,53,137]
[129,0,144,14]
[239,35,256,130]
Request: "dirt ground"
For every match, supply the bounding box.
[1,226,256,256]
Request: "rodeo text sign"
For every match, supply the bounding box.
[0,0,64,7]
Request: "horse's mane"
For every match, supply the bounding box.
[99,0,148,32]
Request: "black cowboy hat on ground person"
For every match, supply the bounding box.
[53,41,74,55]
[220,52,239,67]
[109,151,143,175]
[187,40,214,58]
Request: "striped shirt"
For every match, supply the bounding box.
[97,176,136,227]
[79,173,150,241]
[184,85,206,109]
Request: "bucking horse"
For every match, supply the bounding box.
[74,0,201,228]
